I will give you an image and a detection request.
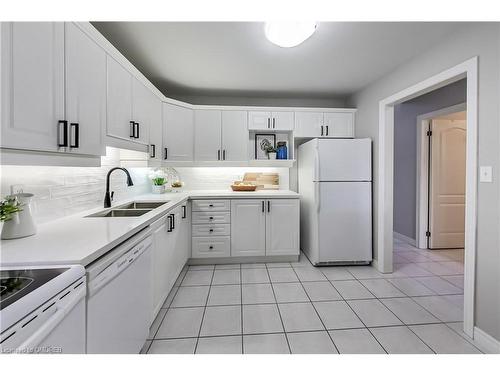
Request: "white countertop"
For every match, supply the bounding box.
[0,190,299,268]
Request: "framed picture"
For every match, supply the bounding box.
[255,133,276,160]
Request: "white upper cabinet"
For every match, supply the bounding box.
[295,111,355,138]
[106,56,133,140]
[221,111,248,161]
[231,200,266,257]
[148,95,163,161]
[65,23,106,156]
[265,199,300,256]
[323,112,354,138]
[163,103,194,161]
[194,110,222,161]
[194,109,248,162]
[1,22,65,152]
[131,78,152,145]
[248,111,294,131]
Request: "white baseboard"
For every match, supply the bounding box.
[393,231,417,246]
[474,326,500,354]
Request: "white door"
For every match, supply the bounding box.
[131,78,152,145]
[294,112,323,138]
[148,95,163,161]
[316,138,371,181]
[221,110,248,161]
[317,182,372,262]
[265,199,300,256]
[106,55,133,140]
[1,22,64,152]
[65,23,106,156]
[271,111,294,130]
[231,199,266,256]
[323,112,354,138]
[248,111,271,130]
[151,216,171,320]
[429,118,466,249]
[194,109,222,161]
[163,103,194,161]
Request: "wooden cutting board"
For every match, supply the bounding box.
[242,173,279,190]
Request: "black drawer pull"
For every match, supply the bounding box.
[209,245,214,250]
[58,120,68,147]
[130,121,135,138]
[209,216,214,220]
[209,204,214,207]
[209,229,214,232]
[70,123,79,148]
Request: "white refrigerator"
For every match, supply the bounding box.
[298,138,372,265]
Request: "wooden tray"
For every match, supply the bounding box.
[231,184,257,191]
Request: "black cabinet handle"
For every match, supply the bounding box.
[209,204,214,207]
[262,200,265,212]
[69,123,79,148]
[130,121,135,138]
[164,148,168,160]
[267,118,270,129]
[167,215,173,232]
[150,144,156,158]
[209,245,214,250]
[223,150,226,160]
[171,213,175,230]
[326,125,329,136]
[320,125,324,136]
[267,200,270,213]
[209,229,214,233]
[58,120,68,147]
[209,216,214,220]
[182,205,186,219]
[134,122,140,139]
[273,118,275,129]
[218,149,221,160]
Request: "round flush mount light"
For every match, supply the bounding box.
[264,21,318,48]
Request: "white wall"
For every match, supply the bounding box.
[393,79,466,239]
[348,23,500,340]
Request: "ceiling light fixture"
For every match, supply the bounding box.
[264,21,318,48]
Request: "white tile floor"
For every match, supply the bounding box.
[143,238,482,354]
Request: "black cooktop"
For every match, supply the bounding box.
[0,268,69,310]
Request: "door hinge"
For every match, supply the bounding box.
[426,130,433,136]
[425,231,431,237]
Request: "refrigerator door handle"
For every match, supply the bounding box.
[314,147,320,182]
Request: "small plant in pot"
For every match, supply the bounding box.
[0,196,23,222]
[149,170,168,194]
[266,146,277,160]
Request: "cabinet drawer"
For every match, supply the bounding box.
[192,211,230,224]
[192,200,230,212]
[192,236,230,258]
[192,224,230,237]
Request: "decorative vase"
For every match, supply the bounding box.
[152,185,166,194]
[1,193,37,240]
[268,152,277,160]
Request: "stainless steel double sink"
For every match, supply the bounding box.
[86,201,169,218]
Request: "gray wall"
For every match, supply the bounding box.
[348,23,500,340]
[168,94,346,108]
[393,79,466,239]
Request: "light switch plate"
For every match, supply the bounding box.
[479,166,493,183]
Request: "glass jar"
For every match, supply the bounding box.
[276,141,288,160]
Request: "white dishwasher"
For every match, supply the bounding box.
[86,229,152,354]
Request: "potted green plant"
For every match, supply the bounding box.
[149,170,168,194]
[0,196,23,222]
[266,145,277,160]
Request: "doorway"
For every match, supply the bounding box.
[416,104,467,250]
[377,57,477,338]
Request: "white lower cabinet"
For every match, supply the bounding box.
[150,203,190,322]
[231,200,266,256]
[265,199,300,256]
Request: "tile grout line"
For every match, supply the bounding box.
[264,263,292,354]
[193,267,216,354]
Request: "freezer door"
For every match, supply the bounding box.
[316,138,371,181]
[317,182,372,263]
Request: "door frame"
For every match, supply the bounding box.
[415,103,467,249]
[377,57,477,337]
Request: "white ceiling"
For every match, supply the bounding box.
[92,22,466,100]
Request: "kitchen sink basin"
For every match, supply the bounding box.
[116,201,168,210]
[86,209,152,218]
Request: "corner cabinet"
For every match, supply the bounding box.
[294,110,355,138]
[163,103,194,161]
[230,199,299,257]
